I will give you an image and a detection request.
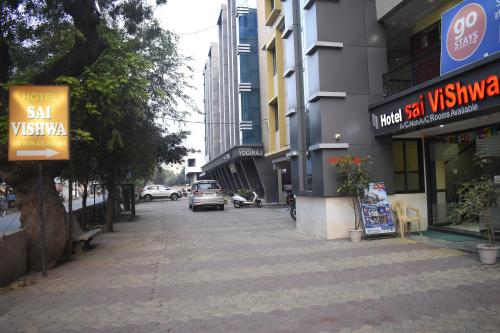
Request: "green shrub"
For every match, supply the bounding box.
[334,156,372,230]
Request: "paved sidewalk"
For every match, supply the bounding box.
[1,199,500,332]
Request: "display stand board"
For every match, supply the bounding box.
[359,182,396,236]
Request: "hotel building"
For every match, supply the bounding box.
[260,0,500,239]
[202,0,279,202]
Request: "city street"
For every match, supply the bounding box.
[1,199,500,332]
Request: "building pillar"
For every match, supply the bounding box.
[218,167,231,193]
[239,160,252,190]
[233,162,246,190]
[216,169,229,192]
[223,165,238,193]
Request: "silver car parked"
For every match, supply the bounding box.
[188,180,225,211]
[139,185,182,202]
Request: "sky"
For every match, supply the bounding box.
[155,0,227,168]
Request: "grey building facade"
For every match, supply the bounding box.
[281,0,393,238]
[218,3,240,152]
[204,43,221,162]
[273,0,499,240]
[203,1,278,202]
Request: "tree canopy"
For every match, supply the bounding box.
[0,0,195,269]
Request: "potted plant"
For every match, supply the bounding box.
[453,178,499,264]
[334,156,372,242]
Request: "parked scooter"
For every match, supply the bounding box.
[232,190,262,208]
[286,191,296,220]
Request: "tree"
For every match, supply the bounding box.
[453,180,497,246]
[0,0,194,269]
[153,167,186,186]
[0,0,107,270]
[60,25,194,232]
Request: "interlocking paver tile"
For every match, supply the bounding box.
[1,199,500,332]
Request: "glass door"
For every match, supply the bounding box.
[428,126,500,234]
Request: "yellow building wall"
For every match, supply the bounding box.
[256,0,270,153]
[264,0,282,26]
[276,34,287,150]
[265,31,287,153]
[258,0,288,155]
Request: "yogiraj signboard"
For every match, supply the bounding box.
[201,145,265,171]
[441,0,500,75]
[370,57,500,136]
[237,147,263,157]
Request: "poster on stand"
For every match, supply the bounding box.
[360,182,395,236]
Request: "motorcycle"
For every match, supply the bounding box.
[232,191,262,208]
[286,191,296,220]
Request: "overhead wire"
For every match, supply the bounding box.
[177,25,217,36]
[162,116,269,125]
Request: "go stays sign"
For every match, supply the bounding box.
[441,0,500,75]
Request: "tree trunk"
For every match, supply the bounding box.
[486,209,496,246]
[33,0,107,84]
[352,197,360,230]
[105,185,114,232]
[18,173,68,271]
[122,186,131,211]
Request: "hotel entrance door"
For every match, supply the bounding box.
[428,126,500,234]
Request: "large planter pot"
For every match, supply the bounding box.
[349,229,363,243]
[477,243,499,265]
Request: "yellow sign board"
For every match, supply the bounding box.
[8,86,70,161]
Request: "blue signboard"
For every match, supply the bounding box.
[360,183,396,236]
[441,0,500,75]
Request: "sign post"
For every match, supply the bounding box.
[36,162,47,276]
[8,85,70,277]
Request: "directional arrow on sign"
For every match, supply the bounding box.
[16,149,60,158]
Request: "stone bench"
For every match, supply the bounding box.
[72,218,102,250]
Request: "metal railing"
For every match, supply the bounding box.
[383,46,441,97]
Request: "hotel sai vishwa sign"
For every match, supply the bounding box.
[8,86,70,161]
[441,0,500,75]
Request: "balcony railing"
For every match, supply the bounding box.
[383,46,441,97]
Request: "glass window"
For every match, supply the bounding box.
[392,139,424,193]
[393,141,404,172]
[406,141,419,172]
[427,126,500,233]
[271,48,277,76]
[394,174,406,193]
[274,105,279,132]
[199,182,221,191]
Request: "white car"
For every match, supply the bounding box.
[188,180,225,211]
[139,185,182,201]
